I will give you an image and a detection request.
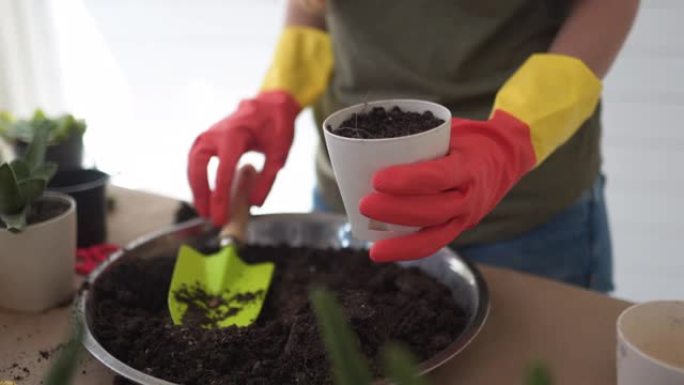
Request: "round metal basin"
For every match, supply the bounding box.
[77,213,489,384]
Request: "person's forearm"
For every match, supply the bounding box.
[550,0,639,78]
[286,0,326,30]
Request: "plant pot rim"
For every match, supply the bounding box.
[49,169,109,194]
[323,98,452,143]
[0,192,75,233]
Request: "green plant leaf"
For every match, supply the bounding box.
[10,159,30,181]
[53,115,74,142]
[33,162,58,182]
[0,110,13,134]
[52,114,86,142]
[24,123,50,171]
[0,110,13,121]
[75,118,87,135]
[1,210,27,232]
[8,120,34,141]
[0,163,25,215]
[44,320,84,385]
[310,287,374,385]
[525,361,553,385]
[381,343,429,385]
[33,109,46,120]
[19,177,47,204]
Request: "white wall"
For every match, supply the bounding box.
[601,0,684,301]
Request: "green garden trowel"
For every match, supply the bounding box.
[168,166,274,328]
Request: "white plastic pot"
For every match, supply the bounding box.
[0,192,76,312]
[323,99,452,241]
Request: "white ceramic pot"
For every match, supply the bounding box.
[323,99,451,241]
[0,192,76,312]
[617,301,684,385]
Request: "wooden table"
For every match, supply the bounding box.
[0,187,632,385]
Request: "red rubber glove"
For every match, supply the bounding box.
[188,91,300,227]
[359,112,536,262]
[360,54,601,262]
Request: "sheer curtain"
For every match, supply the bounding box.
[0,0,133,169]
[0,0,65,115]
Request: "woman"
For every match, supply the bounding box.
[188,0,639,292]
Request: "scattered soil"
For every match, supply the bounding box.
[0,363,30,382]
[174,284,265,328]
[327,106,444,139]
[93,246,467,385]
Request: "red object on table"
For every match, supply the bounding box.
[76,243,120,275]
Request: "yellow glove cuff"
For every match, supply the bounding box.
[492,54,602,163]
[260,26,333,107]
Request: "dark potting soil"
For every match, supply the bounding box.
[0,197,70,229]
[92,246,467,385]
[327,106,444,139]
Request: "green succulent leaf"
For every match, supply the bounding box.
[0,163,25,215]
[10,159,30,181]
[381,342,428,385]
[381,343,428,385]
[525,361,553,385]
[0,110,13,134]
[19,177,47,204]
[25,124,50,171]
[1,210,27,232]
[0,110,13,121]
[44,320,84,385]
[32,109,47,121]
[33,162,58,182]
[0,110,86,144]
[310,287,374,385]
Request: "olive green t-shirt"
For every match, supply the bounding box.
[312,0,601,246]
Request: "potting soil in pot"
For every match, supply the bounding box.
[326,106,445,139]
[93,245,467,385]
[0,198,70,228]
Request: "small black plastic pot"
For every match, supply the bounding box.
[14,132,84,171]
[48,169,109,247]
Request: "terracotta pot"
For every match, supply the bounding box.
[0,192,76,312]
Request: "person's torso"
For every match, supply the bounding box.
[313,0,601,246]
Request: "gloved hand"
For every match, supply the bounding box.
[188,91,299,227]
[187,26,333,227]
[360,54,601,262]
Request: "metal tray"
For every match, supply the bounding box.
[77,213,489,384]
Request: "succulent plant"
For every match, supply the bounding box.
[0,124,57,232]
[0,109,86,144]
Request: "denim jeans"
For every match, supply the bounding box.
[312,175,614,293]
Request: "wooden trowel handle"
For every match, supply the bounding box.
[219,165,256,244]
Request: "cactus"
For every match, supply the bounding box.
[0,124,57,232]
